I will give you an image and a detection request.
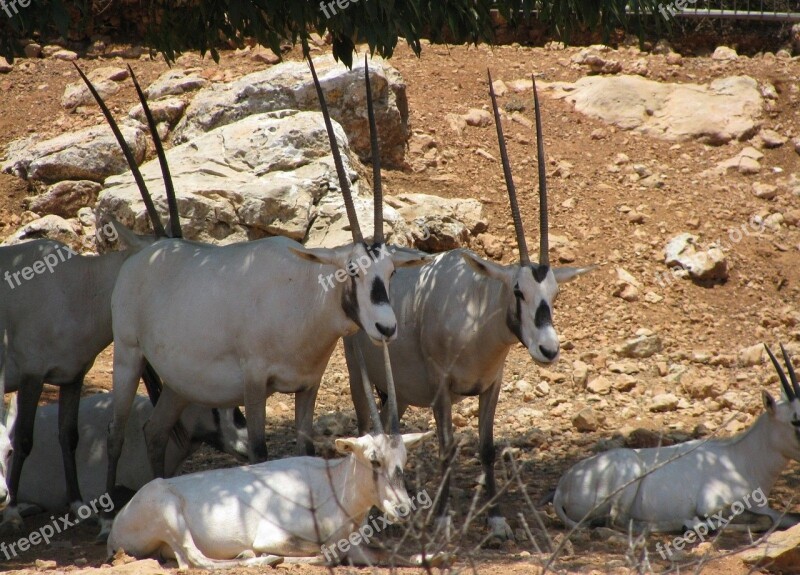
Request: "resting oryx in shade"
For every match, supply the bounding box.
[0,391,248,531]
[105,55,427,496]
[0,63,184,530]
[345,72,594,540]
[108,342,434,569]
[553,344,800,533]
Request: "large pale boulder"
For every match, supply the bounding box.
[172,55,409,166]
[546,75,763,144]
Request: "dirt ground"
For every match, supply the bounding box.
[1,35,800,575]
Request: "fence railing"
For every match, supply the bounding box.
[636,1,800,22]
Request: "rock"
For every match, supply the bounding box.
[752,182,778,200]
[534,381,550,397]
[708,146,764,176]
[0,58,12,74]
[90,66,129,82]
[664,233,729,282]
[172,55,409,167]
[665,52,683,66]
[1,215,82,252]
[572,407,602,432]
[2,124,146,183]
[793,138,800,155]
[619,332,662,359]
[52,49,78,61]
[491,79,508,96]
[649,393,679,412]
[99,110,357,245]
[682,376,725,399]
[35,559,57,569]
[515,380,532,394]
[463,108,492,128]
[75,558,168,575]
[545,75,762,145]
[627,58,649,77]
[760,128,787,148]
[613,375,637,392]
[572,47,622,74]
[445,113,467,136]
[712,46,738,61]
[128,97,186,126]
[614,283,639,302]
[739,343,764,367]
[41,45,62,58]
[586,376,612,395]
[24,43,42,58]
[738,522,800,570]
[26,180,102,218]
[476,232,504,258]
[62,78,120,110]
[250,46,281,65]
[452,412,468,428]
[314,411,350,436]
[145,69,209,100]
[573,360,589,386]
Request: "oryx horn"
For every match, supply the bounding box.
[488,69,530,266]
[382,341,400,435]
[355,346,383,434]
[532,74,549,266]
[781,343,800,399]
[127,65,182,239]
[73,63,166,238]
[364,54,384,244]
[765,344,797,401]
[307,57,364,244]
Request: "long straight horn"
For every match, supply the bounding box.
[127,65,182,239]
[532,74,549,266]
[355,347,383,434]
[765,344,795,401]
[488,69,529,266]
[307,57,364,244]
[382,342,400,435]
[780,344,800,400]
[72,63,166,238]
[364,55,383,244]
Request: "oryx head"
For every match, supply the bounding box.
[335,342,433,522]
[463,71,594,364]
[297,56,427,343]
[764,344,800,461]
[0,393,17,510]
[183,406,250,461]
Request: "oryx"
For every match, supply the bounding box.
[0,63,198,530]
[107,342,434,569]
[104,55,427,497]
[553,344,800,534]
[344,72,594,539]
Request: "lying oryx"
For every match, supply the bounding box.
[553,344,800,533]
[108,342,433,569]
[345,72,593,539]
[105,55,427,496]
[0,64,183,528]
[0,392,247,529]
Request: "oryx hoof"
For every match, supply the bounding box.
[487,516,515,541]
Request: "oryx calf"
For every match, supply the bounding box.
[108,343,434,569]
[553,344,800,533]
[345,72,593,539]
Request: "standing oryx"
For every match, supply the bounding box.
[108,343,433,569]
[104,55,427,497]
[344,72,594,540]
[0,63,204,531]
[553,344,800,534]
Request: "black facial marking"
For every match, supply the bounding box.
[370,277,390,305]
[341,275,362,329]
[530,264,550,283]
[513,283,524,301]
[534,301,552,328]
[506,294,524,345]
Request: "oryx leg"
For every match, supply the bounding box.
[244,380,268,463]
[144,386,189,479]
[7,375,43,518]
[479,381,513,540]
[108,346,145,495]
[431,382,454,537]
[58,380,85,511]
[295,387,319,456]
[344,338,371,436]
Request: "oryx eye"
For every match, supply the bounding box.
[792,419,800,428]
[513,284,524,300]
[371,459,381,469]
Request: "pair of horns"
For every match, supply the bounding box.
[487,70,549,267]
[355,342,400,435]
[73,63,182,240]
[765,343,800,401]
[308,55,384,245]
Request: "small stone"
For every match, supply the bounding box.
[752,182,778,199]
[573,360,589,386]
[0,58,12,73]
[586,376,611,395]
[52,49,78,61]
[760,129,787,149]
[613,153,630,165]
[613,375,637,392]
[644,291,663,303]
[590,128,607,140]
[619,333,662,359]
[712,46,738,61]
[649,393,679,412]
[738,157,761,175]
[476,233,504,259]
[491,79,508,97]
[739,343,763,367]
[666,52,683,66]
[452,413,468,428]
[614,283,639,302]
[534,381,550,397]
[24,43,42,58]
[463,108,492,128]
[572,407,602,432]
[35,559,57,569]
[445,113,466,136]
[515,379,533,394]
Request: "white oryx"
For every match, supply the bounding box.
[344,72,594,539]
[105,56,427,496]
[0,64,185,528]
[108,342,433,569]
[0,392,248,529]
[553,344,800,533]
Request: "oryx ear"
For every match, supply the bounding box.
[401,430,434,450]
[391,248,432,268]
[100,216,151,251]
[289,246,342,267]
[334,437,361,455]
[763,390,777,415]
[553,265,598,284]
[461,252,513,284]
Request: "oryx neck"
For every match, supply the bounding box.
[728,413,789,492]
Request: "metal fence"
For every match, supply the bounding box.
[649,1,800,22]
